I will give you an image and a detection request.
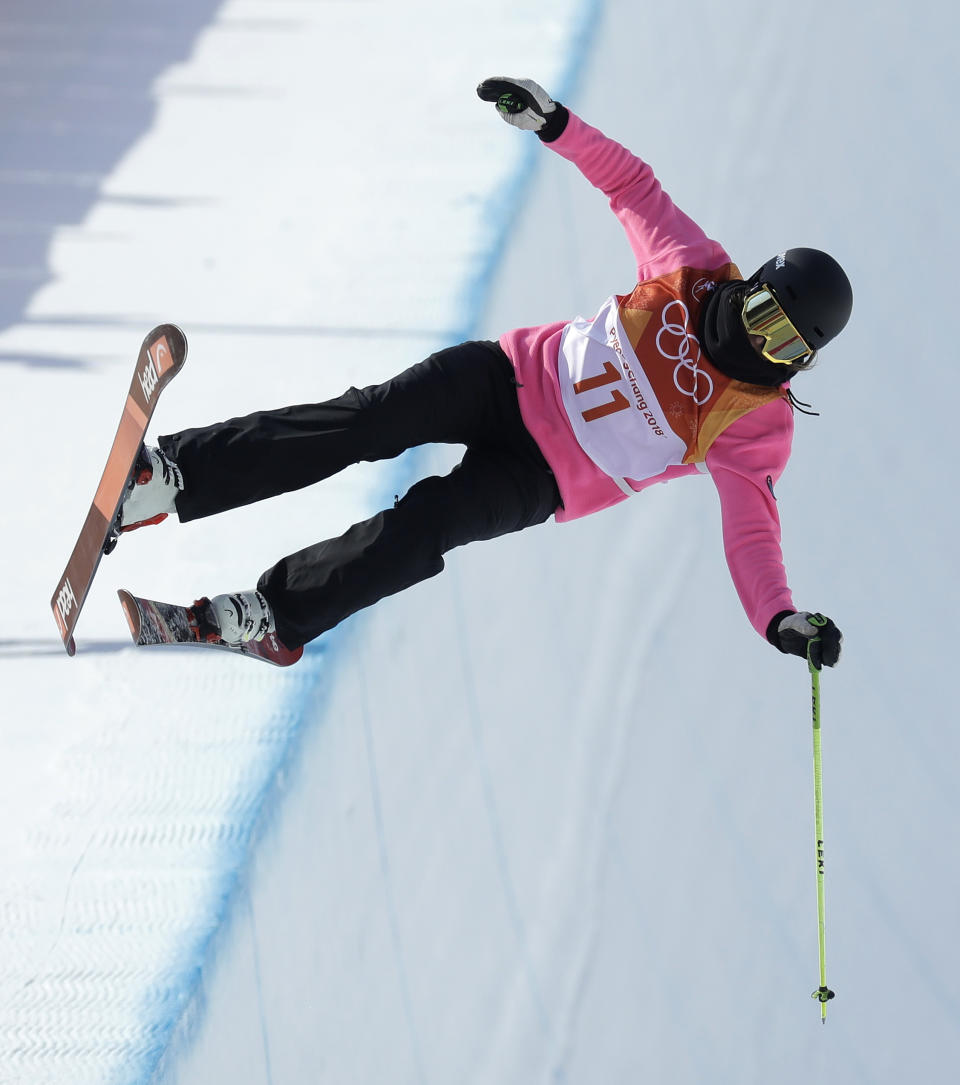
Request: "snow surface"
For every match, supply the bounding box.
[2,0,959,1082]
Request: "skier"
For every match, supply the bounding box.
[118,77,847,669]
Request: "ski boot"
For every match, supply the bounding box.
[188,591,276,646]
[106,444,183,553]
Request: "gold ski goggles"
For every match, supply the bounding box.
[741,283,816,366]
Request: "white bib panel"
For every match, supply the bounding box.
[558,296,687,484]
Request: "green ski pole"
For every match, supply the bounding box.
[808,616,835,1022]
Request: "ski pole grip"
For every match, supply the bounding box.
[806,613,829,672]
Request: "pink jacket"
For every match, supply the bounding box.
[499,112,795,639]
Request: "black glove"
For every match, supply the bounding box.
[768,611,843,669]
[476,77,569,142]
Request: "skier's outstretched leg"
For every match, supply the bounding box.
[256,440,561,650]
[156,340,523,521]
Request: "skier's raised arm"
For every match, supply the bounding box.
[477,76,727,277]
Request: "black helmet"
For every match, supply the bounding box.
[748,248,853,351]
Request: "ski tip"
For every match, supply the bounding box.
[117,588,142,641]
[66,635,76,657]
[165,323,188,363]
[151,323,188,365]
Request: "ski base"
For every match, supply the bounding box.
[52,324,187,655]
[118,589,303,668]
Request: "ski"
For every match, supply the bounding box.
[117,589,304,667]
[51,325,188,655]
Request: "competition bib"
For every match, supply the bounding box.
[558,297,686,484]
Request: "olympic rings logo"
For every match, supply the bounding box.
[656,299,713,406]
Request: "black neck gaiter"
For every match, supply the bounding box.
[699,280,795,388]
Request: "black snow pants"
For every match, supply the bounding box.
[159,341,562,649]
